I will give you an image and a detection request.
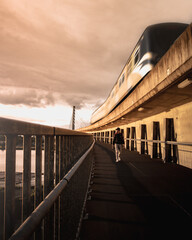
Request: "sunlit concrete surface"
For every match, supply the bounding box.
[79,24,192,169]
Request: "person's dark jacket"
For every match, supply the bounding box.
[113,133,124,145]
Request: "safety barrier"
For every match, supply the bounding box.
[94,132,192,165]
[0,117,94,240]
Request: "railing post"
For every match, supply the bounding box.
[141,125,148,155]
[35,136,43,206]
[66,136,70,172]
[165,119,173,162]
[61,136,65,177]
[71,136,75,164]
[131,127,136,151]
[126,128,130,150]
[153,122,162,159]
[68,136,72,168]
[22,135,32,222]
[50,136,54,190]
[44,136,50,197]
[60,135,67,240]
[4,135,17,240]
[55,136,61,240]
[49,136,55,239]
[69,136,72,165]
[56,136,61,184]
[35,135,43,240]
[44,135,50,240]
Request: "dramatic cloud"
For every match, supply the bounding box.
[0,86,56,107]
[0,0,191,113]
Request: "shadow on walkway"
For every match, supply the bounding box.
[80,142,192,240]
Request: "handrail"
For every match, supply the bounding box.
[10,140,95,240]
[125,138,192,147]
[96,135,192,147]
[0,117,90,136]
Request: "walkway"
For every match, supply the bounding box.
[80,142,192,240]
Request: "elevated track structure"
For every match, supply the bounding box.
[0,23,191,240]
[80,23,192,169]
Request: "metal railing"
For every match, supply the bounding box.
[94,135,192,146]
[0,117,94,240]
[94,135,192,164]
[125,138,192,146]
[10,140,95,240]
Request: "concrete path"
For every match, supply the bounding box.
[80,142,192,240]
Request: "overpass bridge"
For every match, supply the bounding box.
[0,24,192,240]
[80,23,192,169]
[0,117,192,240]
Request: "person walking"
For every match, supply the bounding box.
[113,128,124,162]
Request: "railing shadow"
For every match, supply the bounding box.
[96,142,192,239]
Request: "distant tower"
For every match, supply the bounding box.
[72,106,75,130]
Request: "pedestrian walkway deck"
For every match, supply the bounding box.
[80,142,192,240]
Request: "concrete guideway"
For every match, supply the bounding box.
[78,24,192,170]
[80,142,192,240]
[80,24,192,132]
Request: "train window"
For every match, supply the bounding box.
[119,74,125,88]
[127,61,132,77]
[119,79,121,88]
[134,47,140,65]
[121,74,124,83]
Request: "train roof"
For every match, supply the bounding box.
[144,22,188,33]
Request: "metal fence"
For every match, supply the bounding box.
[0,117,94,240]
[94,133,192,166]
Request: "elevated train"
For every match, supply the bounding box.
[91,23,188,124]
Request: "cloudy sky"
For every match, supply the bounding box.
[0,0,191,129]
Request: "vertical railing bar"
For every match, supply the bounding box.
[55,136,61,240]
[75,136,78,160]
[35,135,43,207]
[4,135,17,240]
[70,136,72,166]
[74,136,76,161]
[56,136,60,185]
[60,136,65,240]
[35,135,43,240]
[60,136,65,178]
[44,136,50,198]
[22,135,32,222]
[70,136,73,164]
[63,136,68,174]
[44,135,50,240]
[67,136,70,172]
[49,136,55,239]
[70,136,72,169]
[67,136,70,170]
[67,136,71,170]
[50,136,54,190]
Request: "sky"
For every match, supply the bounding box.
[0,0,191,129]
